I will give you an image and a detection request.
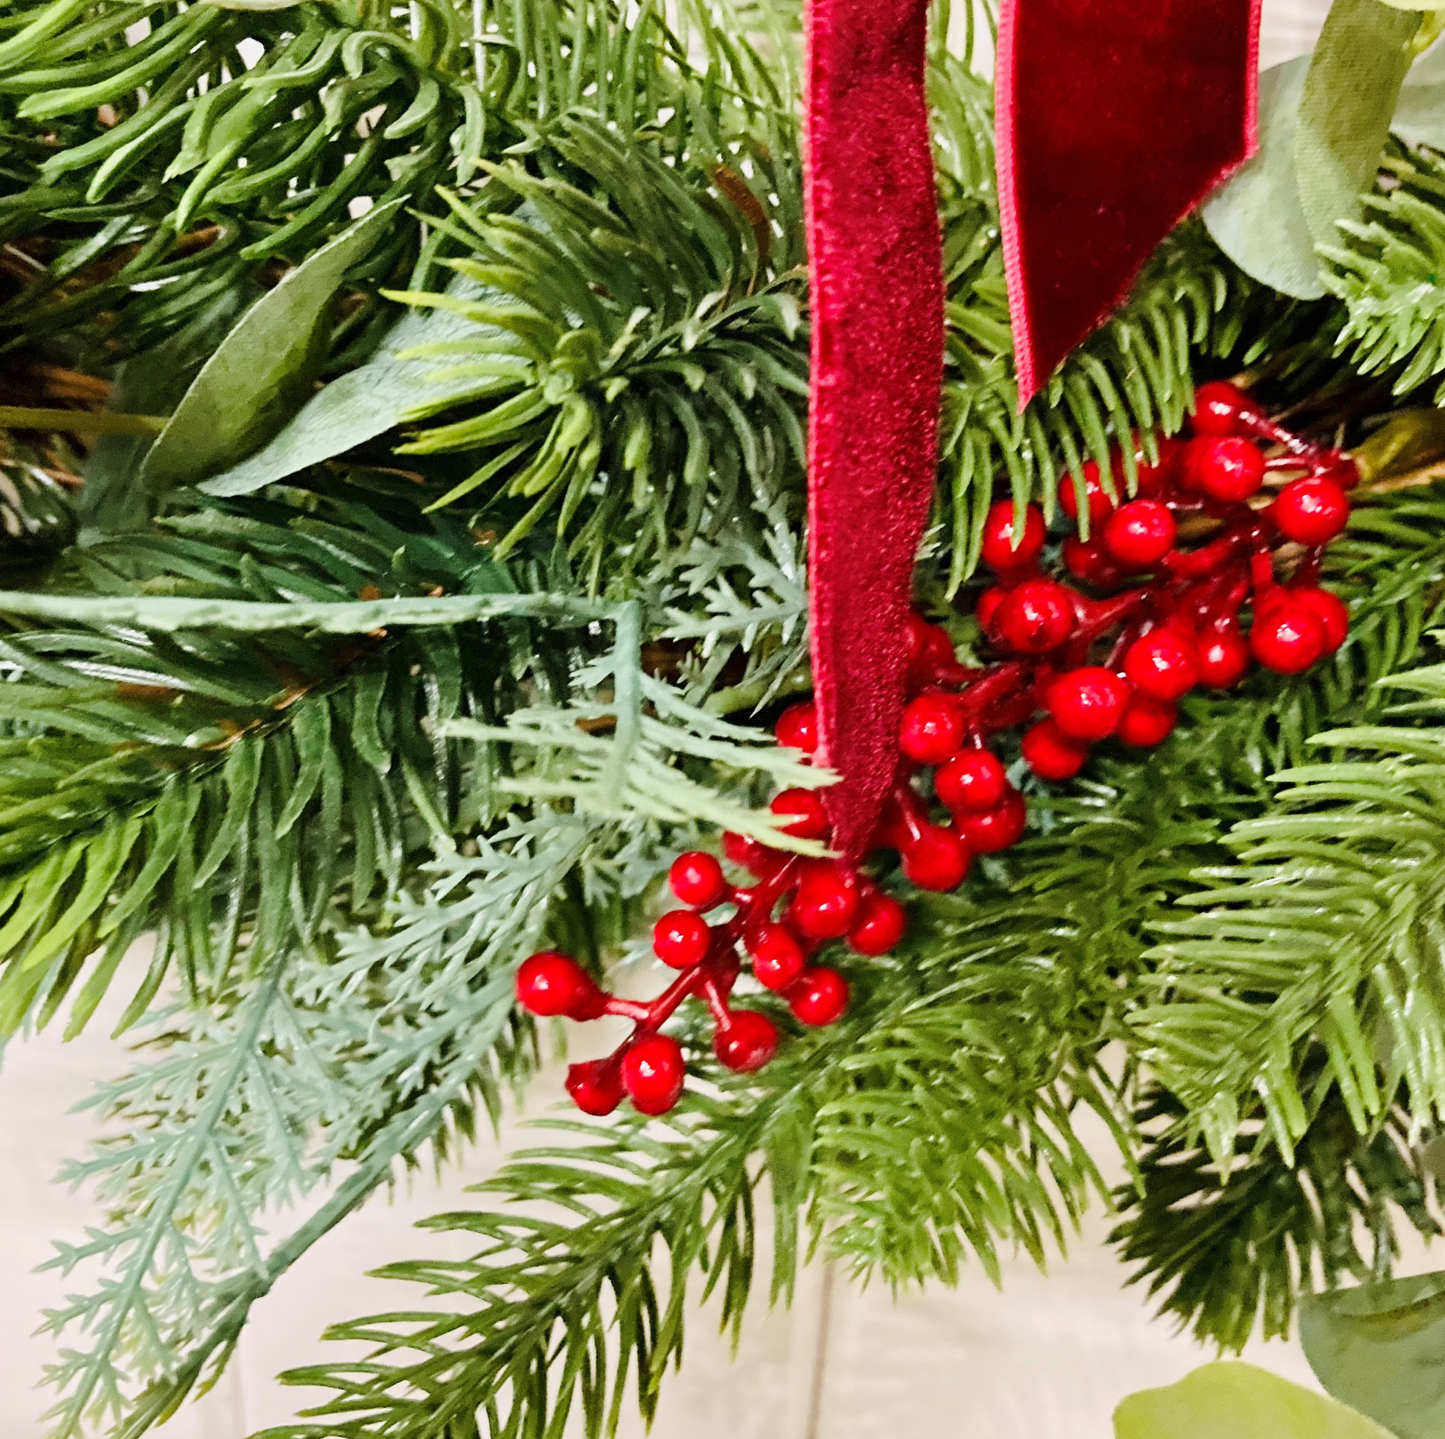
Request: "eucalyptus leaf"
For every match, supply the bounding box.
[197,273,489,497]
[1393,32,1445,147]
[1115,1362,1395,1439]
[1301,1273,1445,1439]
[143,198,403,492]
[1295,0,1420,247]
[1202,58,1325,300]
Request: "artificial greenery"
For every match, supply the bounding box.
[6,1,1445,1437]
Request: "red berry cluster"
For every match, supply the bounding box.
[517,382,1355,1116]
[514,737,895,1115]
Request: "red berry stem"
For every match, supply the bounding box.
[521,384,1357,1116]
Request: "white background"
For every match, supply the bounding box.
[0,2,1403,1436]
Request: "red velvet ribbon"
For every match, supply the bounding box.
[804,0,945,860]
[998,0,1261,403]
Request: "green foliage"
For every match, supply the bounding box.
[14,2,1445,1438]
[1324,144,1445,400]
[388,114,806,573]
[1113,1085,1441,1352]
[1136,653,1445,1168]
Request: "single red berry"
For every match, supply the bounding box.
[746,921,806,991]
[516,952,603,1019]
[1192,380,1253,437]
[1272,476,1349,545]
[1123,630,1199,702]
[566,1060,624,1116]
[1046,666,1130,742]
[980,499,1047,572]
[1187,436,1265,502]
[1197,629,1250,689]
[935,748,1009,814]
[770,788,831,841]
[1116,694,1178,747]
[1292,586,1349,653]
[901,823,971,891]
[976,585,1008,634]
[1103,500,1176,569]
[723,830,771,874]
[653,910,712,969]
[1021,719,1090,782]
[1250,602,1325,674]
[787,967,850,1026]
[669,851,726,908]
[1132,435,1184,496]
[714,1009,780,1072]
[789,863,860,939]
[848,892,907,955]
[899,692,965,763]
[990,578,1076,654]
[908,618,956,672]
[774,701,818,753]
[621,1035,687,1115]
[954,788,1027,853]
[904,612,933,666]
[1062,536,1124,588]
[1057,459,1117,528]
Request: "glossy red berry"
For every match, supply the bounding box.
[1021,719,1090,781]
[1292,586,1348,653]
[1132,435,1184,496]
[980,500,1047,572]
[789,863,860,940]
[976,585,1008,634]
[723,830,771,873]
[714,1010,779,1072]
[1197,629,1250,689]
[669,851,726,908]
[954,788,1027,853]
[1046,666,1130,742]
[770,788,831,841]
[1272,476,1349,545]
[847,892,907,955]
[1062,536,1124,588]
[745,921,806,991]
[1250,601,1325,674]
[1103,499,1176,569]
[653,910,712,969]
[1192,380,1253,437]
[907,617,956,672]
[621,1034,687,1115]
[990,578,1076,654]
[1057,460,1117,528]
[1123,630,1199,702]
[901,823,971,891]
[774,701,819,753]
[1187,436,1265,502]
[516,951,603,1019]
[899,692,965,763]
[566,1060,624,1116]
[787,967,850,1026]
[935,748,1009,813]
[1116,694,1178,747]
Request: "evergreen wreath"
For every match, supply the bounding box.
[5,0,1445,1436]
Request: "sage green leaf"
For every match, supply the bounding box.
[143,198,402,491]
[1393,34,1445,147]
[200,0,305,8]
[1115,1362,1396,1439]
[197,273,488,497]
[1202,59,1325,300]
[1301,1273,1445,1439]
[1295,0,1421,247]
